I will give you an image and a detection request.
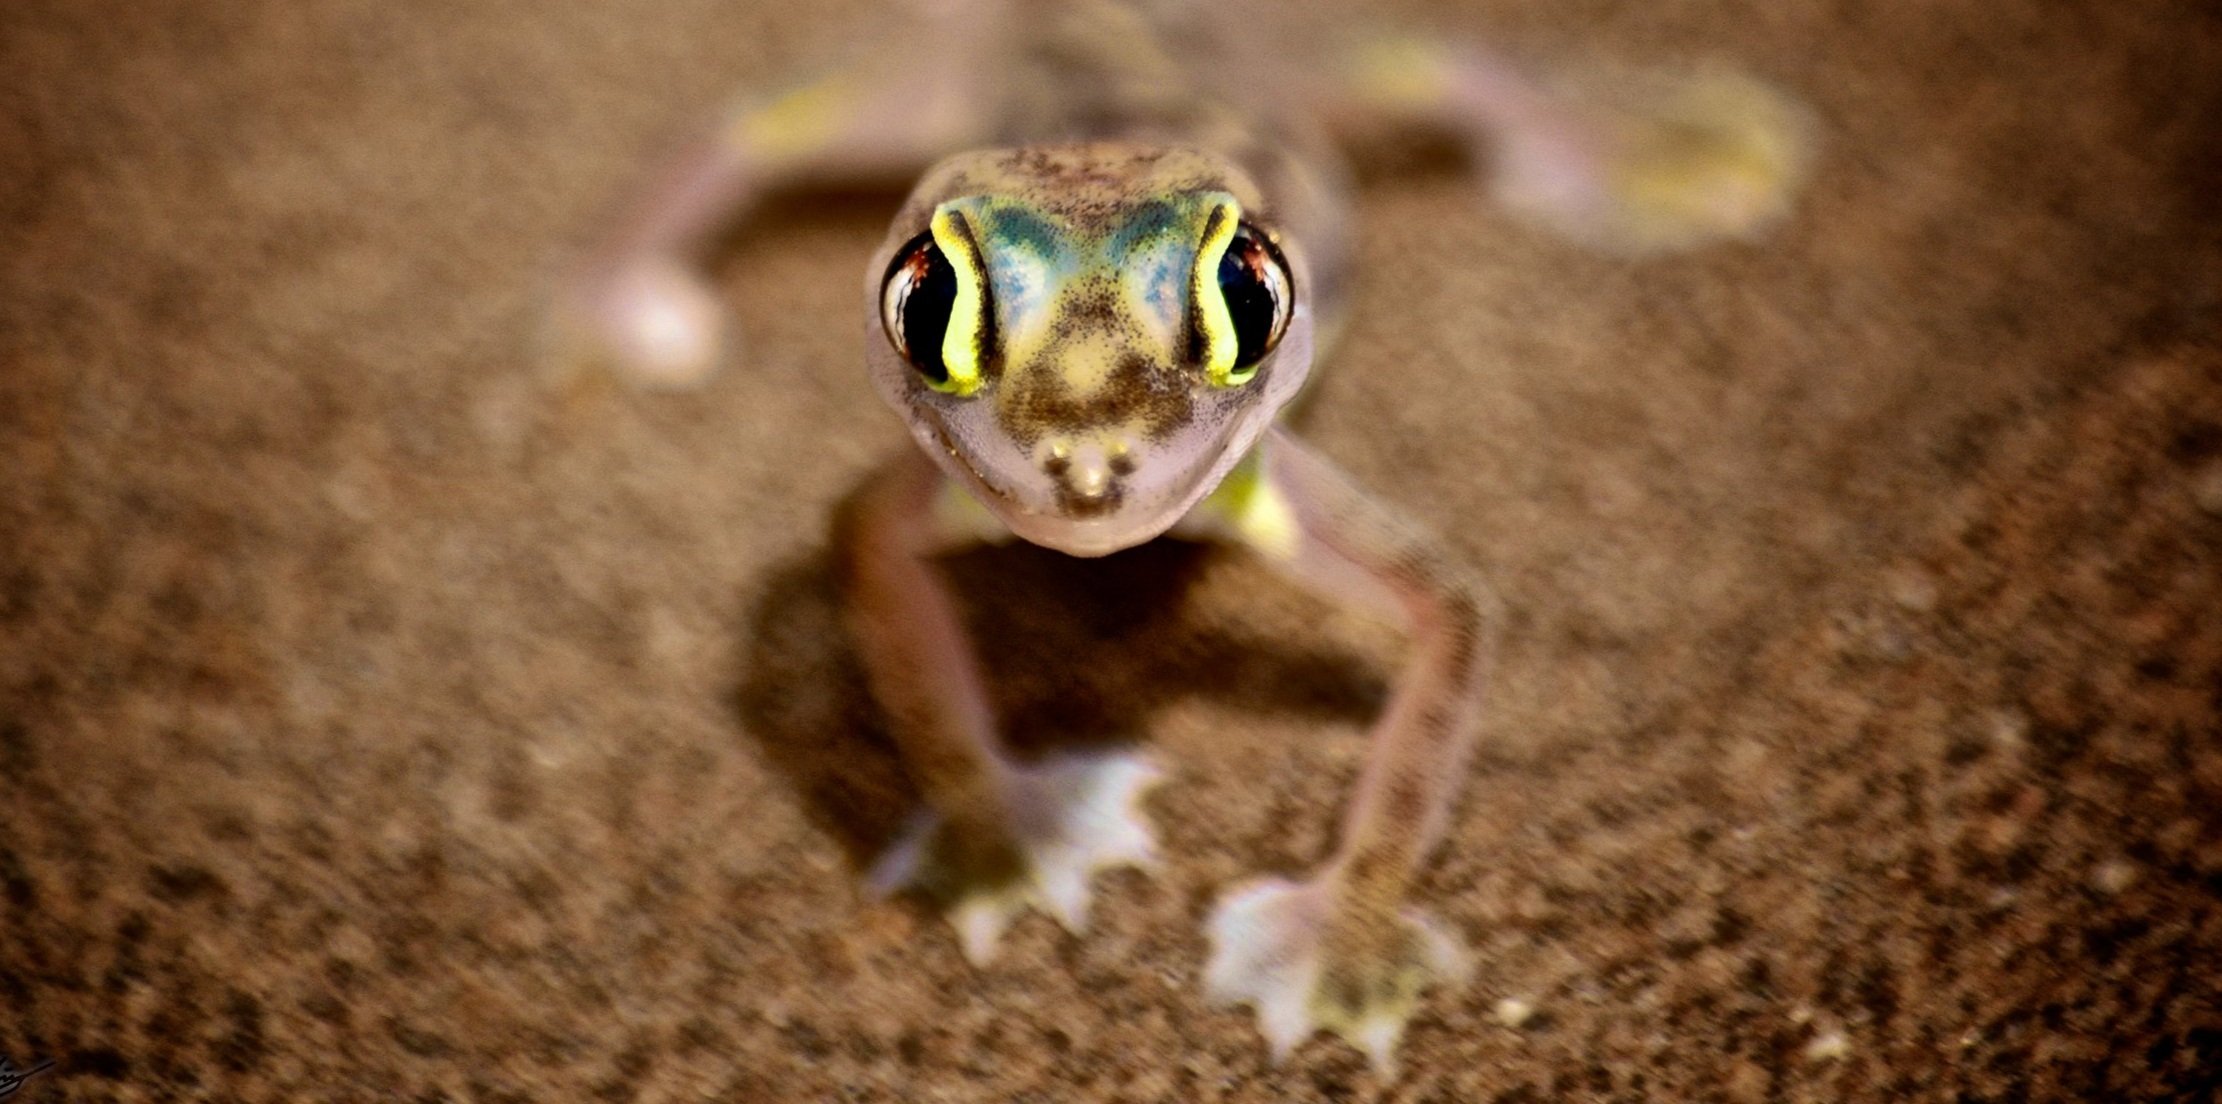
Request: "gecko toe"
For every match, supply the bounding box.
[1204,875,1469,1071]
[869,748,1164,961]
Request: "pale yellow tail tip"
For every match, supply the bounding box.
[1500,69,1817,253]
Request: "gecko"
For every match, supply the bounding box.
[555,0,1809,1070]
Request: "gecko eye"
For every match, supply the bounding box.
[881,230,963,391]
[1194,216,1293,387]
[1218,224,1293,372]
[882,213,991,396]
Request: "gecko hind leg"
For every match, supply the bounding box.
[1342,40,1815,253]
[1494,64,1817,253]
[869,748,1164,965]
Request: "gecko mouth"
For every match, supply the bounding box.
[934,434,1024,512]
[922,421,1197,556]
[944,434,1134,525]
[1053,485,1125,519]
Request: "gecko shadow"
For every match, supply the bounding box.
[730,532,1393,871]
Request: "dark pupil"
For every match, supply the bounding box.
[893,235,957,384]
[1217,229,1281,368]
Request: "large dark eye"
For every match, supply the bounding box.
[1196,219,1294,387]
[1219,223,1292,371]
[880,230,962,392]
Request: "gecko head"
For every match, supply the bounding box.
[863,142,1317,557]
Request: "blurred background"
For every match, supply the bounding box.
[2,1,2218,1100]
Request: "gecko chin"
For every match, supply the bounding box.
[942,444,1208,555]
[955,460,1195,557]
[920,410,1241,557]
[998,506,1181,558]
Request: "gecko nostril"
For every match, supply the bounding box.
[1107,449,1137,477]
[1041,438,1073,476]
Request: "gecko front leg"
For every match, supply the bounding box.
[1189,430,1496,1069]
[553,23,983,389]
[834,448,1163,964]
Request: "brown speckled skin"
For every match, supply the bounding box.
[3,1,2221,1101]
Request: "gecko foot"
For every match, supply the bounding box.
[869,749,1163,965]
[550,259,730,390]
[1204,875,1469,1070]
[1496,68,1815,253]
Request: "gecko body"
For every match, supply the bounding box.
[561,0,1808,1068]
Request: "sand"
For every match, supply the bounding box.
[3,1,2219,1099]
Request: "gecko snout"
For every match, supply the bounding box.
[1040,436,1137,515]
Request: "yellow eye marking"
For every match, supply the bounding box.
[1047,331,1127,398]
[929,207,989,396]
[1191,197,1247,387]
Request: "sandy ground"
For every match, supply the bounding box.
[3,1,2220,1100]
